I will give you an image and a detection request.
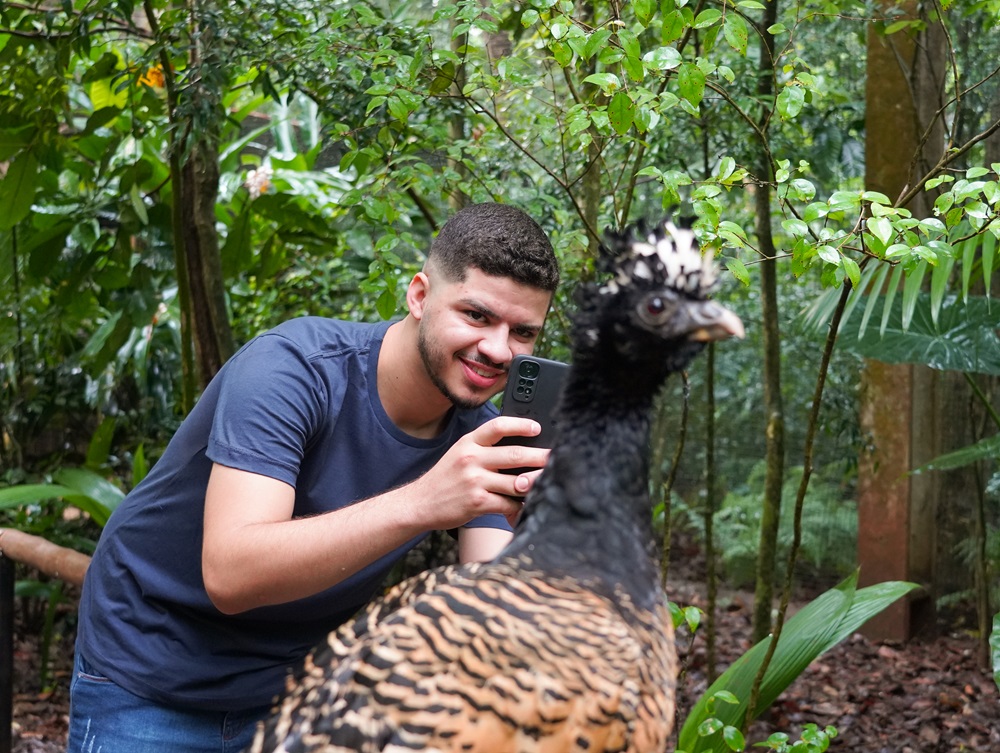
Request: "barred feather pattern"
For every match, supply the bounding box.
[247,557,676,753]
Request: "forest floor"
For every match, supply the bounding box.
[10,583,1000,753]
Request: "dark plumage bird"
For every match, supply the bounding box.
[245,220,744,753]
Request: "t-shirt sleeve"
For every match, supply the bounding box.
[461,513,513,532]
[207,333,335,488]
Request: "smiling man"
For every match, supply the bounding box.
[67,203,560,753]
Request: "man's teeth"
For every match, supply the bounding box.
[470,365,494,378]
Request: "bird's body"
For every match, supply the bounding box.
[246,220,743,753]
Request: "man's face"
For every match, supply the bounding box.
[412,267,552,410]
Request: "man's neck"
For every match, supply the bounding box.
[377,319,454,439]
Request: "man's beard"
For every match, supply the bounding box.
[417,320,497,411]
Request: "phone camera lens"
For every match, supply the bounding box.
[518,361,540,378]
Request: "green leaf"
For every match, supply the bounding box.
[86,417,117,470]
[960,236,977,303]
[914,434,1000,473]
[694,9,723,28]
[582,72,621,93]
[607,91,635,136]
[881,264,903,337]
[842,255,861,289]
[633,0,655,26]
[929,253,954,327]
[679,573,918,753]
[983,231,996,303]
[678,63,706,107]
[723,14,748,56]
[132,444,149,488]
[643,46,681,71]
[866,216,893,248]
[723,725,746,751]
[376,288,397,320]
[776,85,805,120]
[0,484,81,509]
[901,260,927,331]
[0,150,39,230]
[725,257,750,286]
[857,263,890,339]
[840,294,1000,375]
[54,468,125,523]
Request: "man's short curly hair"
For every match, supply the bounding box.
[427,203,560,292]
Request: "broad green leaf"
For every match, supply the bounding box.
[132,444,149,488]
[607,91,635,135]
[582,72,621,93]
[694,9,723,28]
[914,434,1000,473]
[678,63,706,107]
[376,288,397,320]
[723,14,748,55]
[901,260,927,330]
[840,294,1000,375]
[725,257,750,286]
[983,231,996,303]
[54,468,125,520]
[86,417,117,471]
[632,0,655,25]
[0,150,39,230]
[858,263,890,339]
[929,254,954,326]
[89,76,128,110]
[679,573,917,753]
[723,725,746,751]
[960,236,977,303]
[866,216,893,247]
[881,264,903,337]
[842,255,861,289]
[0,484,81,509]
[777,85,805,120]
[643,46,681,71]
[616,29,640,60]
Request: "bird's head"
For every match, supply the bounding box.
[575,219,745,375]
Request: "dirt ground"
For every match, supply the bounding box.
[10,588,1000,752]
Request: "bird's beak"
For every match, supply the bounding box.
[684,300,746,342]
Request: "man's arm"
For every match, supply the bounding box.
[202,416,547,614]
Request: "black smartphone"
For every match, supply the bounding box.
[496,354,570,472]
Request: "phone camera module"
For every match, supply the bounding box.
[518,360,541,378]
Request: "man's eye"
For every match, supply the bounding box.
[466,310,486,322]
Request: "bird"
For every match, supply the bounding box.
[245,219,745,753]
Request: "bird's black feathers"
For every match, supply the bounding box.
[244,218,742,753]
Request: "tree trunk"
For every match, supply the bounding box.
[859,1,947,641]
[750,0,785,646]
[177,137,235,390]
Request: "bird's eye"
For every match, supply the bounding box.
[638,293,674,325]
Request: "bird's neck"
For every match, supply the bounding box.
[503,357,669,610]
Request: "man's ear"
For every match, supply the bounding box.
[405,270,431,320]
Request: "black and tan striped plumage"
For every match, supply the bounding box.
[246,220,744,753]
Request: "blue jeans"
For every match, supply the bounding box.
[67,650,272,753]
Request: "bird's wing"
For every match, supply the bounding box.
[247,566,675,753]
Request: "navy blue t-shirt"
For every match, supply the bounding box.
[76,318,506,710]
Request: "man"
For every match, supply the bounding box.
[68,202,560,753]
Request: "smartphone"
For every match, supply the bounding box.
[496,354,570,472]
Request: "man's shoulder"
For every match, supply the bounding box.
[261,317,389,358]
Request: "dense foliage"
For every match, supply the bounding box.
[2,0,999,736]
